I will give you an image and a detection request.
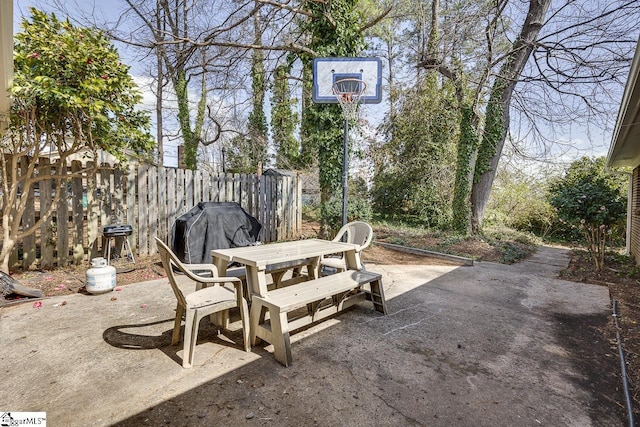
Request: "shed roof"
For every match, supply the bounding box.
[263,168,297,177]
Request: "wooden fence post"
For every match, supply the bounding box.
[113,166,125,223]
[126,165,137,254]
[166,167,176,244]
[176,168,185,218]
[39,158,54,268]
[20,156,36,269]
[193,169,201,205]
[202,170,211,203]
[225,173,234,202]
[56,159,70,267]
[157,166,167,245]
[148,166,158,255]
[71,161,84,265]
[184,168,194,210]
[86,161,100,260]
[137,164,149,256]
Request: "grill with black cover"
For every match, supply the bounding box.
[171,202,262,264]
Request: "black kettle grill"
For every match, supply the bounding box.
[102,224,135,265]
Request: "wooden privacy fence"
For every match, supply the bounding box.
[4,157,302,270]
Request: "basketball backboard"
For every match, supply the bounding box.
[312,57,382,104]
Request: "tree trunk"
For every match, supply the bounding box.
[156,50,164,165]
[470,0,551,233]
[452,106,479,232]
[155,2,164,166]
[174,70,198,169]
[248,7,268,168]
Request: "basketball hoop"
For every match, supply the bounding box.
[314,58,382,227]
[332,78,367,122]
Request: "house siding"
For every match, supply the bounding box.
[632,166,640,263]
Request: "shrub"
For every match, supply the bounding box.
[321,195,373,236]
[485,168,555,237]
[483,227,540,264]
[548,157,627,270]
[302,203,321,222]
[484,226,540,246]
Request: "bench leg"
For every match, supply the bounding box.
[270,310,293,367]
[250,300,265,346]
[369,278,387,315]
[240,298,251,352]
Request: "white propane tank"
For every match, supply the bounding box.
[86,257,116,294]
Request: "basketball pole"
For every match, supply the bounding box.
[341,117,349,226]
[332,77,368,228]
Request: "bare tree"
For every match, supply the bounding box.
[415,0,640,232]
[469,0,552,232]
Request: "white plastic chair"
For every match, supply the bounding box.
[321,221,373,273]
[155,237,250,368]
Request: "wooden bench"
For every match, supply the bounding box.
[249,270,387,366]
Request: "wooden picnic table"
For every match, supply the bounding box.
[210,239,385,366]
[210,238,362,298]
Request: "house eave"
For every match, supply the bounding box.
[607,35,640,169]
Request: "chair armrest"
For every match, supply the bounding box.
[193,274,243,285]
[185,263,218,277]
[193,273,245,298]
[181,263,243,286]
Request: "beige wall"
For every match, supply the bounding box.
[632,167,640,263]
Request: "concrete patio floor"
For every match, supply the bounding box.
[0,247,623,426]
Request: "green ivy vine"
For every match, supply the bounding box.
[271,62,299,168]
[474,78,506,184]
[175,70,198,169]
[451,106,479,232]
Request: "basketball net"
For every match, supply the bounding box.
[332,78,367,122]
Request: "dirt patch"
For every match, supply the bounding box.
[4,257,166,301]
[373,228,504,263]
[559,249,640,420]
[363,243,463,266]
[553,312,624,425]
